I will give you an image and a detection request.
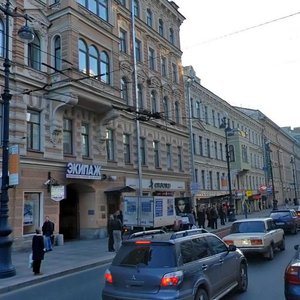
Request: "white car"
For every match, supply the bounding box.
[222,217,285,260]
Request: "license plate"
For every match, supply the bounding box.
[276,222,285,225]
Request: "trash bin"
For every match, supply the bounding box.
[56,234,64,246]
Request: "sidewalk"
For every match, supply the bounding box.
[0,207,275,294]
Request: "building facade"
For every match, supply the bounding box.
[1,0,191,248]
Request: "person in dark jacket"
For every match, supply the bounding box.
[111,214,123,251]
[107,214,115,252]
[42,216,55,251]
[32,228,45,275]
[197,205,206,228]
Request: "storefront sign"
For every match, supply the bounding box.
[66,162,102,179]
[126,178,184,190]
[51,185,66,202]
[9,144,20,186]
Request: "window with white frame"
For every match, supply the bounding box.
[28,32,41,71]
[54,35,62,70]
[79,39,88,73]
[23,192,42,235]
[153,141,160,168]
[106,129,115,161]
[89,45,99,76]
[119,29,127,53]
[27,110,41,151]
[100,51,110,83]
[81,123,89,157]
[63,118,73,155]
[123,133,131,164]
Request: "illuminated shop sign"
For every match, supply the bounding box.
[66,162,102,179]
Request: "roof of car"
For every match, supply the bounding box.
[123,228,213,244]
[270,209,295,212]
[232,217,272,223]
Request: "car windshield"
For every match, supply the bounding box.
[270,212,290,219]
[230,221,265,233]
[112,243,176,268]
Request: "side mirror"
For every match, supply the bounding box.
[294,244,299,251]
[228,244,237,251]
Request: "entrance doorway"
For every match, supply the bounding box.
[59,185,79,240]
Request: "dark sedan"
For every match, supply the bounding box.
[285,244,300,300]
[270,209,300,234]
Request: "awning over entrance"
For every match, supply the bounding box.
[104,186,135,194]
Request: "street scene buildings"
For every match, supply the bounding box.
[0,0,299,249]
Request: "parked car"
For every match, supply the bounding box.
[222,218,285,260]
[295,206,300,219]
[285,244,300,300]
[102,228,248,300]
[270,209,300,234]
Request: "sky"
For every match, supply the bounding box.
[174,0,300,128]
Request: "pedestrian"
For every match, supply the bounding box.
[111,213,123,252]
[32,228,45,275]
[218,204,226,225]
[197,205,206,228]
[107,214,115,252]
[42,216,55,251]
[210,204,218,229]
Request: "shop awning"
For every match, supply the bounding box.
[104,186,135,194]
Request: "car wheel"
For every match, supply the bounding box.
[237,263,248,292]
[279,237,285,251]
[195,288,209,300]
[266,244,274,260]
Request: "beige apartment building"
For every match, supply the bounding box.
[1,0,191,247]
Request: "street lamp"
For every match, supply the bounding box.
[0,1,34,278]
[220,117,236,222]
[290,156,298,205]
[265,142,277,210]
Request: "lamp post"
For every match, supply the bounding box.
[265,142,277,210]
[0,1,34,278]
[290,156,298,205]
[220,117,236,222]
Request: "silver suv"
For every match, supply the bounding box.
[102,229,248,300]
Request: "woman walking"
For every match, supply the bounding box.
[32,228,45,275]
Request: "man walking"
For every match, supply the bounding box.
[42,216,55,251]
[111,213,123,252]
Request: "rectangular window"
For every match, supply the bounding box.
[172,63,178,83]
[212,110,216,126]
[123,134,130,164]
[81,123,89,157]
[204,106,209,124]
[195,168,198,183]
[148,47,155,70]
[23,192,41,235]
[214,141,218,159]
[119,29,127,53]
[140,137,146,165]
[63,118,73,155]
[192,133,196,154]
[219,143,223,160]
[201,170,206,190]
[167,144,172,169]
[196,101,201,119]
[209,171,213,190]
[27,110,40,151]
[135,39,142,62]
[216,172,220,190]
[153,141,160,168]
[206,138,210,158]
[106,129,114,161]
[161,56,167,77]
[178,146,183,171]
[199,136,203,156]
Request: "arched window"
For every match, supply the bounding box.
[54,36,61,70]
[146,9,153,27]
[151,90,157,113]
[121,77,129,104]
[100,51,110,84]
[134,0,139,17]
[158,19,164,36]
[0,19,4,58]
[78,39,88,74]
[28,32,41,70]
[163,96,169,119]
[175,101,180,124]
[89,45,99,77]
[137,83,143,109]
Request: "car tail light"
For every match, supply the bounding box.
[135,240,151,245]
[224,240,234,245]
[160,271,183,287]
[285,265,300,284]
[251,239,263,245]
[104,269,113,284]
